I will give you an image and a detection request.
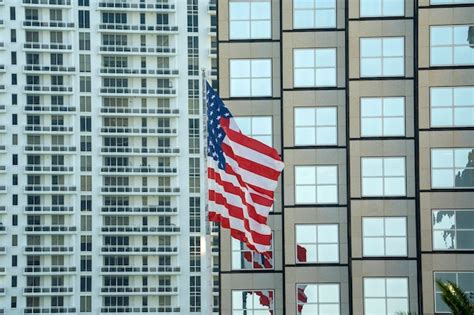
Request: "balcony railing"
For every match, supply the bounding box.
[100,186,179,194]
[25,225,77,233]
[100,307,180,313]
[97,0,176,11]
[99,67,178,76]
[25,145,77,153]
[24,246,74,253]
[24,286,74,294]
[100,107,179,116]
[101,266,180,273]
[25,166,74,173]
[100,245,178,254]
[100,286,178,294]
[23,20,75,28]
[24,266,76,274]
[101,205,177,214]
[25,125,74,133]
[24,205,74,213]
[100,127,176,135]
[100,146,179,155]
[101,225,180,233]
[23,0,72,5]
[24,308,76,315]
[98,23,178,33]
[100,166,177,174]
[24,85,73,93]
[25,105,76,113]
[24,65,76,73]
[25,185,77,193]
[99,87,176,96]
[24,42,72,51]
[99,45,176,55]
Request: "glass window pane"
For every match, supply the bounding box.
[360,0,382,16]
[294,10,314,29]
[384,158,405,176]
[364,279,386,297]
[230,60,250,78]
[364,237,384,256]
[362,178,384,196]
[297,225,317,243]
[317,166,337,184]
[230,21,250,39]
[315,68,336,86]
[363,218,384,236]
[361,39,382,57]
[294,50,315,67]
[386,278,408,297]
[362,158,383,177]
[296,166,316,184]
[296,186,316,203]
[295,108,316,126]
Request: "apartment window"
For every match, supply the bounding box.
[11,52,16,65]
[294,48,337,87]
[433,209,474,250]
[360,37,405,77]
[81,256,92,272]
[294,107,337,145]
[232,237,273,270]
[79,10,90,28]
[293,0,336,29]
[232,290,274,314]
[10,7,15,20]
[80,77,91,92]
[295,165,338,204]
[296,283,340,314]
[360,0,404,17]
[80,117,91,132]
[230,59,272,97]
[11,29,16,42]
[12,74,17,85]
[431,25,474,66]
[296,224,339,263]
[431,87,474,127]
[364,278,409,315]
[80,296,92,312]
[50,9,62,21]
[80,276,92,292]
[361,157,406,196]
[234,116,272,146]
[360,97,405,137]
[79,33,91,51]
[434,272,474,313]
[363,217,407,257]
[229,0,271,39]
[80,55,91,73]
[431,148,474,188]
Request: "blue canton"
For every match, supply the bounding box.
[206,82,232,170]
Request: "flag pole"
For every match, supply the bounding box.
[201,68,213,314]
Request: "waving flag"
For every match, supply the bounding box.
[206,82,284,254]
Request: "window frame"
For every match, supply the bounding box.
[295,283,341,314]
[293,48,337,87]
[229,0,272,40]
[294,165,339,204]
[229,58,272,97]
[231,289,275,314]
[361,156,407,197]
[294,106,338,146]
[362,216,408,257]
[431,148,474,189]
[359,36,405,78]
[434,272,474,313]
[430,25,474,66]
[359,0,405,17]
[233,115,273,147]
[231,234,274,270]
[360,97,406,137]
[363,277,409,315]
[295,223,340,264]
[430,86,474,127]
[432,209,474,251]
[293,0,337,29]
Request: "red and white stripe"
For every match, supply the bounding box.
[208,117,284,254]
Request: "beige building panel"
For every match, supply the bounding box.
[220,273,284,315]
[352,260,419,314]
[418,7,474,68]
[349,80,415,138]
[284,207,348,265]
[281,0,346,30]
[349,140,416,198]
[282,31,346,89]
[217,0,281,41]
[348,20,414,79]
[285,266,350,315]
[349,0,414,19]
[219,215,283,272]
[218,42,281,99]
[283,90,346,147]
[283,148,348,205]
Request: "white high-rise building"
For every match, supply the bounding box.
[0,0,218,314]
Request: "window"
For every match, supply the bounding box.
[296,283,340,314]
[360,0,404,17]
[293,0,336,29]
[360,97,405,137]
[434,272,474,313]
[360,37,405,77]
[230,59,272,97]
[431,148,474,188]
[234,116,272,146]
[431,87,474,127]
[431,0,474,3]
[364,278,409,315]
[295,165,338,204]
[296,224,339,263]
[232,290,274,314]
[431,25,474,66]
[433,209,474,250]
[232,237,273,270]
[229,1,271,39]
[363,217,407,256]
[294,48,337,87]
[361,157,406,196]
[79,10,90,28]
[294,107,337,145]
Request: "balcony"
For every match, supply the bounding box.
[100,286,178,295]
[24,65,76,73]
[0,146,5,153]
[99,87,176,97]
[0,166,6,173]
[208,1,216,13]
[25,104,76,113]
[101,266,180,274]
[0,206,5,212]
[25,125,74,134]
[100,146,179,156]
[24,85,73,94]
[0,65,5,72]
[24,266,76,274]
[100,166,177,175]
[100,186,179,195]
[24,185,77,193]
[99,45,176,55]
[25,165,74,174]
[99,67,178,77]
[23,42,73,51]
[24,308,76,314]
[100,307,180,313]
[97,0,176,11]
[25,225,77,234]
[0,186,6,194]
[209,25,217,35]
[100,127,177,136]
[22,0,72,6]
[0,20,4,28]
[24,245,74,254]
[101,205,177,215]
[23,20,75,29]
[24,205,74,213]
[0,105,5,112]
[0,85,5,93]
[101,225,180,234]
[0,125,6,133]
[24,286,74,295]
[100,107,179,116]
[0,247,5,254]
[0,226,6,234]
[98,23,178,34]
[0,42,4,50]
[24,145,77,154]
[100,245,178,255]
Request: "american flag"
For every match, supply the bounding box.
[206,82,284,254]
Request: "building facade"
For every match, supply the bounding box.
[0,0,219,314]
[217,0,474,314]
